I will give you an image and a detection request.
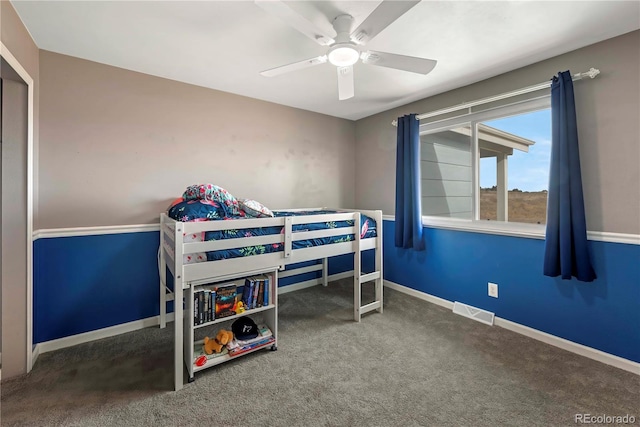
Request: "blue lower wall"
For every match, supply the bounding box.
[34,232,161,344]
[383,220,640,363]
[35,224,638,364]
[33,232,371,344]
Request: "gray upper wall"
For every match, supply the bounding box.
[35,30,640,234]
[38,51,356,229]
[354,30,640,235]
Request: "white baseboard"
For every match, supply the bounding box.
[384,280,640,375]
[33,272,358,355]
[384,280,454,310]
[31,345,39,366]
[37,313,175,355]
[494,318,640,374]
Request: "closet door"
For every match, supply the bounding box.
[1,77,28,378]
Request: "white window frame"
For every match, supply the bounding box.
[418,95,551,239]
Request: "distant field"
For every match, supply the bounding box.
[480,189,548,224]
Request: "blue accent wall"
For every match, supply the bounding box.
[383,220,640,363]
[34,232,161,343]
[33,232,374,344]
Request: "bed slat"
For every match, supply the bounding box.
[289,212,356,225]
[183,217,284,233]
[291,227,356,241]
[183,234,284,254]
[278,264,322,279]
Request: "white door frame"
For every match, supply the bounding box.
[0,42,35,373]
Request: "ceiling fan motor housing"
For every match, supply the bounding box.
[328,15,359,66]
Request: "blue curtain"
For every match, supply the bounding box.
[395,114,424,250]
[543,71,596,282]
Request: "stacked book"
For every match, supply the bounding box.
[227,324,275,356]
[193,282,238,326]
[241,274,271,310]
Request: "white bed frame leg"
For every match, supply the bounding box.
[322,258,328,287]
[375,210,383,314]
[354,214,362,322]
[160,215,167,329]
[173,223,184,391]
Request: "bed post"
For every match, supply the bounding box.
[375,210,383,314]
[353,213,362,322]
[173,222,184,391]
[322,258,328,287]
[160,214,167,329]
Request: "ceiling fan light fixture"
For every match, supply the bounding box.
[328,44,359,67]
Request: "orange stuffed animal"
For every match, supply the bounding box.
[203,329,234,354]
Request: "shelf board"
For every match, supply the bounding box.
[193,339,276,372]
[193,304,275,329]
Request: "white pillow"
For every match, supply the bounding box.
[239,199,274,218]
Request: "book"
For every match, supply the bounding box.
[209,289,215,321]
[229,324,273,349]
[251,278,260,309]
[263,274,270,306]
[242,278,254,309]
[228,337,275,357]
[203,289,209,323]
[256,278,264,308]
[215,284,237,318]
[193,291,199,326]
[198,290,205,324]
[257,324,272,338]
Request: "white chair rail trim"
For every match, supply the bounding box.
[381,215,640,245]
[32,220,639,246]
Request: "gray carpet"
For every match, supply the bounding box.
[1,279,638,426]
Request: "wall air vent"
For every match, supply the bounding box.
[452,302,495,326]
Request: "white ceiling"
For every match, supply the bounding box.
[12,1,640,120]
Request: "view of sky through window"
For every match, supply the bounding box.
[480,109,551,192]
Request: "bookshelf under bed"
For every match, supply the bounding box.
[159,208,384,391]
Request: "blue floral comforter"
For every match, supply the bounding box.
[168,207,377,262]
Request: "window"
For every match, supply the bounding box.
[419,97,551,227]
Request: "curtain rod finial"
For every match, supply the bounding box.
[586,68,600,79]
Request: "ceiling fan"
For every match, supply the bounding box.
[255,0,437,101]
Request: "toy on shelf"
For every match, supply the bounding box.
[203,329,233,354]
[234,300,245,314]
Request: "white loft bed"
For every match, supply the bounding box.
[159,208,383,390]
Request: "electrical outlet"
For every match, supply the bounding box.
[488,282,499,298]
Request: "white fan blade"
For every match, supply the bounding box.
[255,0,335,46]
[362,51,437,75]
[337,66,354,100]
[260,55,327,77]
[350,0,420,45]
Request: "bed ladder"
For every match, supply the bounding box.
[353,213,383,322]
